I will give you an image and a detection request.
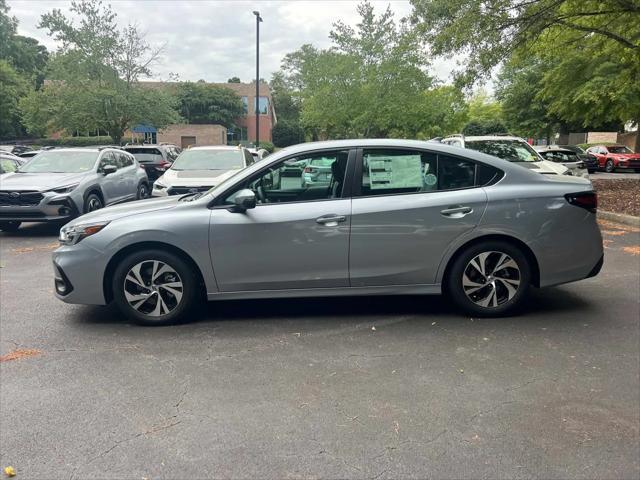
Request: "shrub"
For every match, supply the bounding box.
[272,121,305,148]
[39,136,116,147]
[257,141,275,153]
[462,120,509,136]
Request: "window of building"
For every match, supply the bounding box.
[241,96,248,113]
[254,96,269,115]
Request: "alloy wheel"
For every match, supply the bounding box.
[139,184,149,199]
[123,260,184,317]
[462,251,521,308]
[87,197,102,211]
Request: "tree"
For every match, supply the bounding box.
[272,121,304,147]
[278,1,434,139]
[175,82,244,128]
[227,77,241,83]
[21,0,178,143]
[0,60,29,138]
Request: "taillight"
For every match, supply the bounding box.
[565,191,597,213]
[156,160,171,171]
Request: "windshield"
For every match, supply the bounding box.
[124,148,163,163]
[608,146,633,154]
[171,149,244,171]
[466,140,541,162]
[17,150,98,173]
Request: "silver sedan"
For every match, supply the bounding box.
[53,139,603,325]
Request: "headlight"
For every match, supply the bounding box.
[59,221,110,245]
[50,183,80,194]
[153,182,167,190]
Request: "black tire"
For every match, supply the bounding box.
[111,249,199,326]
[446,240,531,317]
[604,160,615,173]
[137,182,150,200]
[84,192,103,213]
[0,221,21,232]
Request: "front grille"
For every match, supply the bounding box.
[167,186,211,195]
[0,190,43,206]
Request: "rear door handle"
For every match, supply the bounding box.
[440,206,473,217]
[316,214,347,226]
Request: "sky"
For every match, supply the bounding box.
[8,0,458,84]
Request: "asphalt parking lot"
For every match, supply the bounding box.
[1,220,639,479]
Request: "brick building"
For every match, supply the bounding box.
[137,81,276,144]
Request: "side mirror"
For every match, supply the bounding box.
[102,164,117,175]
[231,189,256,212]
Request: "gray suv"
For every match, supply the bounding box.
[0,148,149,231]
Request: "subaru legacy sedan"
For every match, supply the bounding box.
[53,140,603,325]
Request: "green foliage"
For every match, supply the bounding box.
[256,141,274,153]
[38,136,114,147]
[175,82,243,128]
[279,1,435,139]
[462,119,508,136]
[0,60,29,138]
[227,77,241,83]
[272,120,305,147]
[21,0,179,143]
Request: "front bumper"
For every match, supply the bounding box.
[0,191,80,222]
[53,242,109,305]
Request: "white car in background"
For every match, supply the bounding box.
[441,135,570,176]
[152,145,255,196]
[247,148,269,161]
[534,146,590,178]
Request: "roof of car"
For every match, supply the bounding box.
[188,145,243,151]
[533,146,574,153]
[461,135,525,141]
[123,144,175,149]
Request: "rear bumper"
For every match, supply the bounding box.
[586,254,604,279]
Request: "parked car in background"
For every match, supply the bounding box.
[301,156,335,187]
[0,152,26,174]
[441,135,570,175]
[247,148,269,161]
[0,145,33,155]
[123,144,181,182]
[586,144,640,173]
[17,150,45,160]
[557,145,598,173]
[53,139,602,325]
[0,148,149,232]
[534,146,589,178]
[152,145,254,197]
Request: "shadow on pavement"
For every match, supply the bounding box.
[0,222,64,238]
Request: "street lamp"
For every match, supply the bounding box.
[253,11,263,148]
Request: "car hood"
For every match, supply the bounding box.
[158,168,241,187]
[67,195,182,227]
[0,172,87,191]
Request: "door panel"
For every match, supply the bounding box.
[350,189,487,287]
[209,200,351,291]
[97,153,119,204]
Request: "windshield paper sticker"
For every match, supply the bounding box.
[368,155,423,189]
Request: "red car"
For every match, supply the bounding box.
[586,144,640,173]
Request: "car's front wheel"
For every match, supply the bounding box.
[111,249,199,325]
[137,182,150,200]
[604,160,615,173]
[446,241,531,317]
[0,221,21,232]
[84,193,103,213]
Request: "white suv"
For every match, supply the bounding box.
[441,135,569,176]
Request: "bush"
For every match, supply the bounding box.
[272,121,305,148]
[257,141,275,153]
[38,136,116,147]
[462,120,509,136]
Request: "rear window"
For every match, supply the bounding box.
[124,148,163,162]
[466,140,540,163]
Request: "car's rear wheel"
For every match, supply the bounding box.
[84,193,103,213]
[111,249,199,326]
[446,241,531,317]
[137,182,150,200]
[0,221,21,232]
[605,160,615,173]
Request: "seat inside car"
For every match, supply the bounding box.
[330,152,349,198]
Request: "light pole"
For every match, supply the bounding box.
[253,11,263,148]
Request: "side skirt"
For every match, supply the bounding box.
[207,283,442,301]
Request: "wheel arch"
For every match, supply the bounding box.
[441,234,540,288]
[83,185,105,206]
[103,241,207,303]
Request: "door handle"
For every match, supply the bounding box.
[440,205,473,217]
[316,214,347,226]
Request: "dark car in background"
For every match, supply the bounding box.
[0,145,33,156]
[123,144,181,182]
[557,145,598,173]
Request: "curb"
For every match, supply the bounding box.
[598,210,640,227]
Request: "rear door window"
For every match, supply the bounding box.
[125,148,163,163]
